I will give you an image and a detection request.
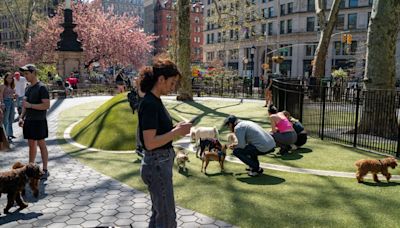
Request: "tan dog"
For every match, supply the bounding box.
[176,149,190,171]
[201,145,227,174]
[355,157,398,183]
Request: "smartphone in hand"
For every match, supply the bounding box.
[188,116,197,124]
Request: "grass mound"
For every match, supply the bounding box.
[70,94,137,150]
[70,94,181,151]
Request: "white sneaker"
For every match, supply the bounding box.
[290,144,298,150]
[247,171,259,177]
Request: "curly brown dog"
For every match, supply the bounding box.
[355,157,398,183]
[0,162,43,214]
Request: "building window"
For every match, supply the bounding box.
[339,0,345,8]
[287,2,293,14]
[166,14,172,22]
[287,19,292,33]
[229,49,239,61]
[369,0,373,6]
[348,13,357,30]
[334,41,357,55]
[280,44,292,56]
[307,0,315,11]
[306,17,315,32]
[263,8,268,18]
[336,14,344,30]
[349,0,358,8]
[261,24,267,35]
[280,4,285,16]
[280,21,285,34]
[268,7,274,18]
[194,16,200,23]
[305,43,318,56]
[268,22,273,35]
[206,52,214,61]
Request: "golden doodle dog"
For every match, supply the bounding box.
[175,148,190,171]
[0,162,43,214]
[355,157,398,183]
[201,145,227,174]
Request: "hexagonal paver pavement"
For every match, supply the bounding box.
[0,97,237,228]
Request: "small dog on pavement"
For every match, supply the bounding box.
[0,162,43,214]
[176,148,190,171]
[355,157,398,183]
[201,145,227,174]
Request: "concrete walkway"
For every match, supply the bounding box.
[0,96,236,228]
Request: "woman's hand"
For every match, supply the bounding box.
[173,122,192,137]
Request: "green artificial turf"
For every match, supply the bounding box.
[57,99,400,228]
[69,96,399,174]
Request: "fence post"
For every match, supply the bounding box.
[299,85,304,123]
[353,87,360,148]
[397,92,400,158]
[320,86,326,140]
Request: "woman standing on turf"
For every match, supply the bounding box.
[138,56,192,227]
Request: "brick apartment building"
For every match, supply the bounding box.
[153,0,203,63]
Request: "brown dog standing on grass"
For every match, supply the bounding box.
[0,162,43,214]
[355,157,398,183]
[201,145,228,174]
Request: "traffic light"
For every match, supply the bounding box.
[346,34,352,44]
[342,34,347,43]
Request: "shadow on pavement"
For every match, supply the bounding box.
[0,211,43,225]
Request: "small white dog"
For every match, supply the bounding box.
[227,133,238,146]
[190,126,219,147]
[176,148,190,171]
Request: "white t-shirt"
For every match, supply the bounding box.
[15,76,28,97]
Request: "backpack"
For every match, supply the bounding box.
[127,89,139,114]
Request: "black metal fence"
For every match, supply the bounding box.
[272,79,400,157]
[192,77,265,99]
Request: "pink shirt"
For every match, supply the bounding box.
[276,118,293,133]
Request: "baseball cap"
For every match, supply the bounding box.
[19,64,37,72]
[223,115,238,127]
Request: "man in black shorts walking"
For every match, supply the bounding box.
[19,64,50,179]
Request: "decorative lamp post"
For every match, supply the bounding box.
[250,45,256,96]
[242,57,249,96]
[56,0,84,80]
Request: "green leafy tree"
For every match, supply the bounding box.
[312,0,342,79]
[176,0,192,101]
[358,0,400,138]
[0,0,55,43]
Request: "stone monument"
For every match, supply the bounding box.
[56,0,84,79]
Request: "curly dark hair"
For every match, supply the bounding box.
[139,55,181,93]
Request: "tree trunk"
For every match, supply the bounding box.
[176,0,193,101]
[312,0,341,78]
[358,0,400,137]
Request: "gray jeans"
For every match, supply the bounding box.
[272,131,297,149]
[141,147,176,228]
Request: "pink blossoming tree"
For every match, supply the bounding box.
[26,0,155,69]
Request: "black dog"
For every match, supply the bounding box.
[197,138,222,158]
